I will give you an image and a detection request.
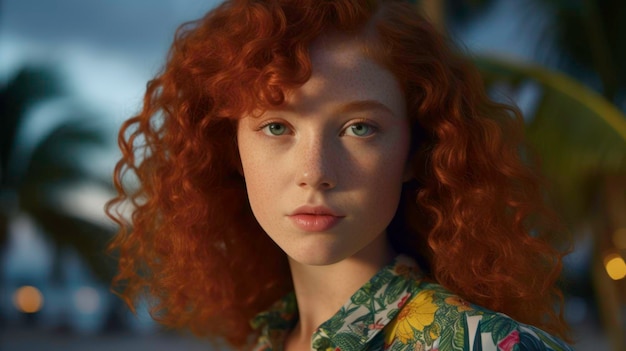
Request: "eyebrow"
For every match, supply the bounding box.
[333,100,396,117]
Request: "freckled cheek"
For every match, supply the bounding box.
[241,173,277,228]
[242,159,280,195]
[239,150,291,217]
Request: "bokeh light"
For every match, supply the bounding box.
[13,285,44,313]
[604,253,626,280]
[74,286,101,313]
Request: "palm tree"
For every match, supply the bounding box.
[0,66,116,286]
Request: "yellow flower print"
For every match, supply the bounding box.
[428,322,441,340]
[385,290,439,344]
[444,296,473,312]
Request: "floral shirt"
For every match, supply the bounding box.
[250,255,573,351]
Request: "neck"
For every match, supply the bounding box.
[285,234,395,349]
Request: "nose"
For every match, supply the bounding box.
[295,136,337,191]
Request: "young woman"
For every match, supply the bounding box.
[107,0,574,350]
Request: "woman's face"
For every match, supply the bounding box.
[237,33,411,266]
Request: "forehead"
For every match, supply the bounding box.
[281,32,404,115]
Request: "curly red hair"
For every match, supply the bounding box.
[107,0,570,347]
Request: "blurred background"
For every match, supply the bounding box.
[1,0,624,350]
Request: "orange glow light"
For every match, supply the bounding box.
[604,253,626,280]
[13,286,44,313]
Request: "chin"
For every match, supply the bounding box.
[286,246,351,267]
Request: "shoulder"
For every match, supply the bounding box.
[383,282,573,351]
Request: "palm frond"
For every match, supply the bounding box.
[18,119,111,187]
[475,55,626,222]
[1,66,65,182]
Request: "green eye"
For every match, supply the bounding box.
[347,123,375,137]
[263,123,287,136]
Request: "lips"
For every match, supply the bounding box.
[288,205,344,232]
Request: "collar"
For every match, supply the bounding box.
[250,255,423,351]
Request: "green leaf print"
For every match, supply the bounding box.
[333,332,364,350]
[336,305,359,320]
[375,269,394,286]
[453,313,467,350]
[312,336,332,350]
[326,317,345,334]
[423,323,435,345]
[352,313,373,326]
[383,277,406,304]
[386,308,399,319]
[352,289,372,305]
[452,318,470,351]
[438,312,469,351]
[375,296,386,310]
[479,314,517,343]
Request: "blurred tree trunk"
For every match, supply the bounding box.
[593,175,626,351]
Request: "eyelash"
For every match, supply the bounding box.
[257,121,293,136]
[340,119,378,137]
[256,119,379,138]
